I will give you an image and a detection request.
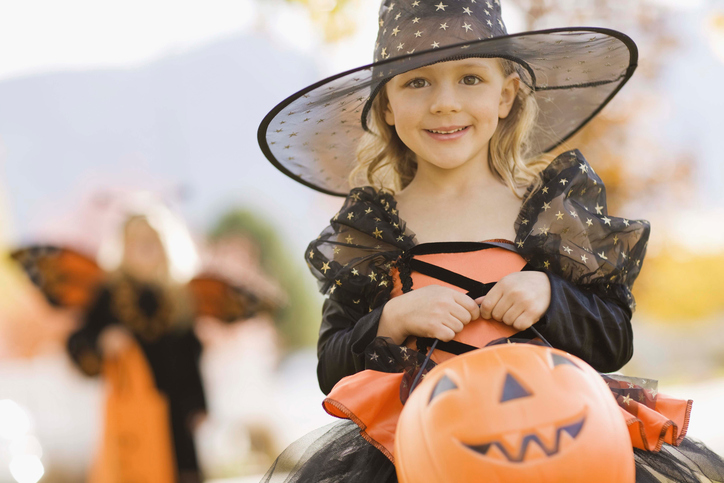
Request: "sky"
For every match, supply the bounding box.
[1,0,724,249]
[0,0,520,81]
[0,0,260,81]
[0,0,713,82]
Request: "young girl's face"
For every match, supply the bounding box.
[122,218,167,281]
[384,57,519,174]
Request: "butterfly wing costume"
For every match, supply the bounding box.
[11,245,260,482]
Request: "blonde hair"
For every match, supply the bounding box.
[351,59,549,197]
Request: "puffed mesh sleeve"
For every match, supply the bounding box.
[305,186,416,312]
[515,149,650,310]
[306,187,417,392]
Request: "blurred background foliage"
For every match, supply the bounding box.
[267,0,361,42]
[635,246,724,322]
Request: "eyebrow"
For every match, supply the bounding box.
[412,61,492,75]
[454,62,492,71]
[397,61,493,82]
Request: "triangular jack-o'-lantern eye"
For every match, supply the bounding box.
[500,373,531,402]
[551,352,581,370]
[428,374,458,404]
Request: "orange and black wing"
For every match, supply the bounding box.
[10,246,105,309]
[188,276,260,323]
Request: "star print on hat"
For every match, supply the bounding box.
[258,0,638,196]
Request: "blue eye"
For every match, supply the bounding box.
[407,78,429,88]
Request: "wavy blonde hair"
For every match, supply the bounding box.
[351,59,549,197]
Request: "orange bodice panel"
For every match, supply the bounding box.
[390,246,527,364]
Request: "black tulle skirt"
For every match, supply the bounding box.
[262,420,724,483]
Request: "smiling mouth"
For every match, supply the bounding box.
[426,126,469,134]
[462,415,586,463]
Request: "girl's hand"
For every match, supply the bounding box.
[378,285,480,345]
[476,271,551,331]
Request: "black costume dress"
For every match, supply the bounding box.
[12,234,259,483]
[263,150,724,483]
[67,275,207,480]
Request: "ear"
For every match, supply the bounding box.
[384,101,396,126]
[498,73,520,119]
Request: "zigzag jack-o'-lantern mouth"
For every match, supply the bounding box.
[462,415,586,463]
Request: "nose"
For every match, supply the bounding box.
[429,83,462,115]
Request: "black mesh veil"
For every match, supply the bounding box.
[258,0,638,196]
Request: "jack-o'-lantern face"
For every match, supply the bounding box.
[395,344,634,483]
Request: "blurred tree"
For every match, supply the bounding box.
[209,210,320,349]
[707,11,724,64]
[508,1,721,324]
[262,0,360,42]
[509,0,690,212]
[634,246,724,322]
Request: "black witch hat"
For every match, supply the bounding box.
[258,0,638,196]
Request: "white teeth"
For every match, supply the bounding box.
[429,127,466,134]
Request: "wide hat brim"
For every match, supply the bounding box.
[258,27,638,196]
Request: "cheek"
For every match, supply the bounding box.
[471,97,502,123]
[389,99,421,129]
[393,123,420,158]
[390,106,425,148]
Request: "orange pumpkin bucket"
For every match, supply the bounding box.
[395,344,635,483]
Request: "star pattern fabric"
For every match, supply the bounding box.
[515,149,650,310]
[305,150,649,313]
[259,0,638,196]
[373,0,508,64]
[305,187,416,311]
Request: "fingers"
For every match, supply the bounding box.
[443,314,465,334]
[453,292,480,321]
[432,322,457,342]
[417,312,463,342]
[478,273,551,327]
[422,273,551,339]
[501,303,525,327]
[478,283,503,320]
[511,313,538,332]
[486,297,539,332]
[491,293,515,322]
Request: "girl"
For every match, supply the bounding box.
[258,1,724,481]
[13,199,261,483]
[69,214,207,483]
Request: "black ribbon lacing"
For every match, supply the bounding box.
[398,250,414,294]
[397,252,553,394]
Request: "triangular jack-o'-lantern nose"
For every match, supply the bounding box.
[501,373,531,402]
